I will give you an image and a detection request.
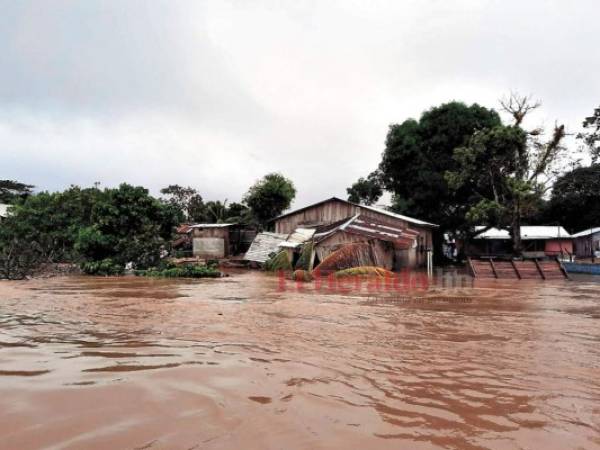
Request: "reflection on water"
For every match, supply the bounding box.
[0,271,599,450]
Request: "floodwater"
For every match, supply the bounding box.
[0,270,599,450]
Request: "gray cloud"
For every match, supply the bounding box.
[1,0,598,207]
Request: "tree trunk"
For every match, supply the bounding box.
[511,200,522,256]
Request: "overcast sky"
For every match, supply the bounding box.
[1,0,598,208]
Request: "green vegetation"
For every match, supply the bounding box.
[0,238,42,280]
[0,172,299,279]
[446,94,566,254]
[377,101,501,232]
[0,184,180,279]
[244,173,296,228]
[546,164,600,232]
[349,94,580,257]
[264,250,292,271]
[346,172,383,206]
[159,185,253,226]
[294,242,314,271]
[578,105,600,162]
[135,264,221,278]
[80,259,125,276]
[160,185,206,222]
[0,180,34,204]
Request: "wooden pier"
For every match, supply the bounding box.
[468,257,569,280]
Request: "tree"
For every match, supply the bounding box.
[378,102,501,231]
[75,184,180,268]
[226,202,252,225]
[446,94,567,255]
[578,106,600,162]
[0,180,34,204]
[160,185,204,221]
[204,200,228,223]
[347,172,383,205]
[0,183,180,276]
[545,164,600,233]
[0,237,43,280]
[244,173,296,228]
[1,185,104,261]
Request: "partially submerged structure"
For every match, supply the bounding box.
[245,197,437,270]
[244,232,288,264]
[465,226,573,259]
[173,223,255,259]
[571,228,600,258]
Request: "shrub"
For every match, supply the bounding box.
[80,259,124,276]
[134,264,221,278]
[264,250,292,271]
[0,238,43,280]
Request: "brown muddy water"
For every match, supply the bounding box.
[0,270,599,450]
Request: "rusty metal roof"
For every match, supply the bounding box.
[314,214,419,246]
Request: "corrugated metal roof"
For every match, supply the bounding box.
[359,203,437,227]
[279,227,316,249]
[571,227,600,238]
[189,223,236,228]
[474,226,571,240]
[272,197,437,227]
[314,214,418,245]
[244,232,287,263]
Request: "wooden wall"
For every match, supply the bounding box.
[274,199,358,234]
[274,199,434,268]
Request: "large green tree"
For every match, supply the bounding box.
[545,164,600,233]
[446,94,567,254]
[244,173,296,228]
[377,102,502,231]
[160,184,205,222]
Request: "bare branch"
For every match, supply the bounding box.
[500,92,541,126]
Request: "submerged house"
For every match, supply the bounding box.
[246,197,437,270]
[173,223,255,259]
[571,228,600,258]
[465,226,573,259]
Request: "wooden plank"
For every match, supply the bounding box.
[534,259,546,280]
[488,258,498,278]
[467,257,477,277]
[511,260,522,279]
[556,257,570,280]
